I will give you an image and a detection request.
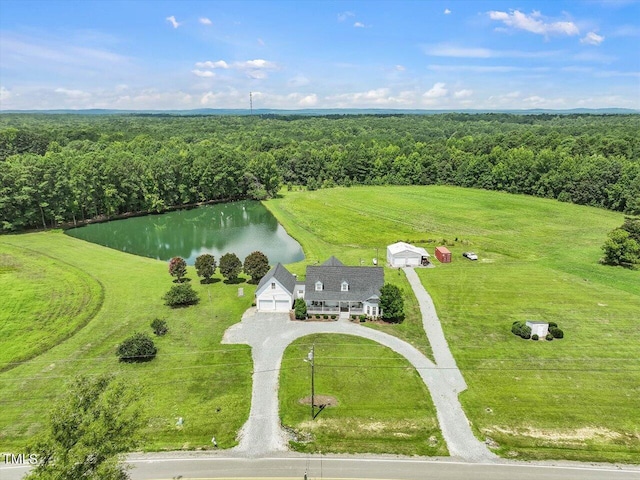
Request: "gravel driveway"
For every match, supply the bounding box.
[223,289,495,461]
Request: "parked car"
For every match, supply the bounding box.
[463,252,478,261]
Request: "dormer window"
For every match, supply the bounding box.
[341,281,349,291]
[315,281,323,291]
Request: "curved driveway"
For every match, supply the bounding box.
[223,267,495,462]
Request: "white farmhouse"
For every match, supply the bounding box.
[387,242,430,267]
[254,263,296,312]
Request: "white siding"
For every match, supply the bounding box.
[256,279,293,312]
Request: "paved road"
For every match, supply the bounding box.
[2,453,639,480]
[222,305,494,461]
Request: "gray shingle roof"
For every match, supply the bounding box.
[257,263,296,295]
[304,259,384,302]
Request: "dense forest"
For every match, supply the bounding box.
[1,113,639,232]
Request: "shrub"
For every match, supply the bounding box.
[168,257,187,282]
[220,252,242,282]
[351,315,357,320]
[294,298,307,320]
[150,318,168,336]
[546,333,554,341]
[359,314,367,322]
[195,254,216,283]
[380,283,404,322]
[164,283,199,307]
[532,334,539,341]
[323,314,328,319]
[550,326,564,339]
[548,321,558,328]
[243,251,270,284]
[511,321,531,339]
[331,314,336,320]
[116,333,157,362]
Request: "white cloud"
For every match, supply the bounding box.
[326,88,416,107]
[242,59,276,69]
[54,88,91,99]
[395,64,406,71]
[0,86,11,102]
[195,60,229,69]
[337,11,355,22]
[612,24,640,37]
[298,94,318,107]
[581,32,605,45]
[444,8,451,14]
[166,16,182,29]
[423,43,561,59]
[354,22,366,28]
[454,89,473,99]
[199,17,212,25]
[288,75,310,87]
[424,83,448,99]
[488,10,579,37]
[192,69,215,78]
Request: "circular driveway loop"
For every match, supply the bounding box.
[223,267,496,462]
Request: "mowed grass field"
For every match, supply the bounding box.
[265,185,640,463]
[279,334,446,456]
[0,243,102,371]
[0,231,255,451]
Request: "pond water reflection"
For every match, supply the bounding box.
[65,200,304,265]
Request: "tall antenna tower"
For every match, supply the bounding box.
[249,92,253,115]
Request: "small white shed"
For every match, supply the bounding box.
[387,242,430,267]
[526,321,549,338]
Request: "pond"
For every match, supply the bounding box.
[65,200,305,265]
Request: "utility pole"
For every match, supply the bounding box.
[308,345,315,419]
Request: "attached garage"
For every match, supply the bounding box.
[387,242,430,267]
[255,263,296,313]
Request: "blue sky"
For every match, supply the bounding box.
[1,0,639,110]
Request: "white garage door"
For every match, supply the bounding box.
[258,299,274,311]
[275,299,291,312]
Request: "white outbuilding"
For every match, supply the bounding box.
[386,242,430,267]
[255,263,295,312]
[526,321,549,338]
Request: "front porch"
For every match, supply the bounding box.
[307,300,364,315]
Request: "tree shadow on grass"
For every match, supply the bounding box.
[200,278,221,285]
[223,277,246,285]
[173,277,192,283]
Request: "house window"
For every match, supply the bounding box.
[315,281,323,291]
[271,282,276,290]
[372,306,377,316]
[366,306,370,315]
[341,281,349,291]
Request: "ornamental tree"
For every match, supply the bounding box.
[379,283,404,322]
[195,254,217,283]
[243,251,270,284]
[219,252,242,283]
[168,256,187,282]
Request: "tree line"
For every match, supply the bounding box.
[1,113,638,232]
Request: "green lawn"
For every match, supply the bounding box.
[266,185,640,463]
[279,334,447,456]
[0,231,254,451]
[0,242,103,371]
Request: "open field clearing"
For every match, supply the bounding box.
[0,231,254,451]
[0,243,102,371]
[279,334,447,456]
[266,185,640,462]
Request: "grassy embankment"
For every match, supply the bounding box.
[267,185,640,463]
[0,232,254,451]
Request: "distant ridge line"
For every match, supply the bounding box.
[1,108,638,116]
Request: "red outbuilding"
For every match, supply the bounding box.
[435,246,451,263]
